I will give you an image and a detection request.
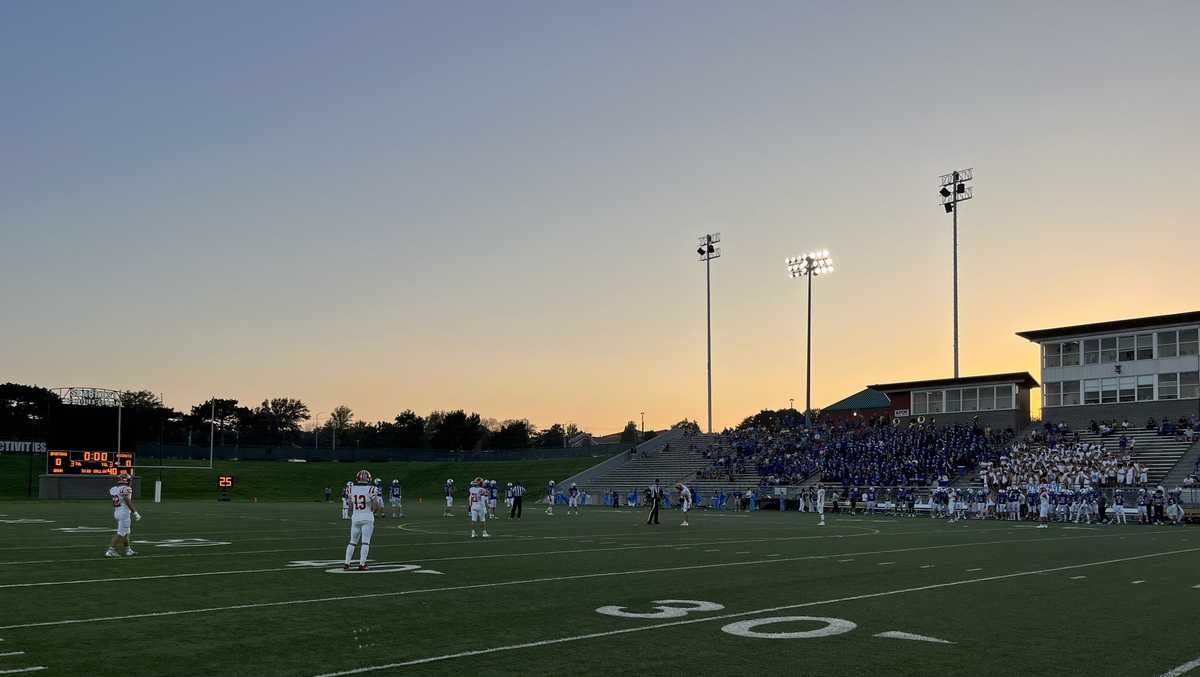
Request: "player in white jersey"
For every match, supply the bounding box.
[545,480,556,515]
[676,483,692,526]
[468,477,490,538]
[505,482,514,515]
[344,469,380,571]
[567,483,582,516]
[341,481,351,519]
[443,479,455,517]
[815,484,826,526]
[1038,489,1050,528]
[105,474,140,557]
[487,480,498,519]
[389,479,403,518]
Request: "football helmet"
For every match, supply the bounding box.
[392,479,399,485]
[355,469,372,484]
[117,475,130,485]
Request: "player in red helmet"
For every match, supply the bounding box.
[105,474,140,557]
[344,470,381,570]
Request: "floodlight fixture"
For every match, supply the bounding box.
[697,232,723,433]
[786,249,836,429]
[938,167,974,379]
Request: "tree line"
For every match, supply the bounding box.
[0,382,662,451]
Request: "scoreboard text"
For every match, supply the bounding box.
[47,450,135,476]
[218,475,234,488]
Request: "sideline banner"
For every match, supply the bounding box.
[0,440,47,454]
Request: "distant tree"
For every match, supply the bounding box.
[0,383,60,439]
[619,421,639,444]
[119,390,163,409]
[430,410,485,450]
[326,405,354,445]
[254,398,310,444]
[392,410,426,448]
[537,423,566,449]
[671,419,701,435]
[490,419,534,449]
[188,398,240,445]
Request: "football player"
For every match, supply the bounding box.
[505,482,514,516]
[468,477,490,538]
[815,483,826,526]
[487,480,499,519]
[105,474,140,557]
[341,481,351,520]
[567,483,581,516]
[545,480,556,516]
[389,479,403,518]
[675,482,692,526]
[443,478,455,517]
[1037,487,1050,528]
[344,469,380,571]
[1112,489,1127,525]
[373,478,384,518]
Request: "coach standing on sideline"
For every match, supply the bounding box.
[646,479,663,525]
[510,482,525,519]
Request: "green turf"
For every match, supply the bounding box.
[2,500,1199,676]
[0,456,602,501]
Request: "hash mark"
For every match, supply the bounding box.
[1070,575,1086,580]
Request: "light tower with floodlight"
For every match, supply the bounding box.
[697,233,721,434]
[939,168,973,379]
[786,250,834,429]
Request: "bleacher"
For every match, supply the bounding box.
[1073,426,1195,485]
[562,429,716,500]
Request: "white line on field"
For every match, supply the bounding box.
[4,533,1180,627]
[0,668,46,675]
[0,652,26,657]
[920,565,934,569]
[1069,575,1087,580]
[1131,580,1145,584]
[1160,657,1200,677]
[966,568,982,572]
[309,546,1200,675]
[837,559,854,563]
[877,562,895,566]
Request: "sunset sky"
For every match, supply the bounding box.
[3,2,1198,434]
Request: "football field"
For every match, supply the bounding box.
[2,500,1198,676]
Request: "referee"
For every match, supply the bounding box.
[510,482,525,519]
[646,479,663,525]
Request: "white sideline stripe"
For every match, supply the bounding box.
[4,527,1114,584]
[0,668,46,675]
[4,535,1186,628]
[1160,657,1200,677]
[0,652,26,656]
[311,546,1200,675]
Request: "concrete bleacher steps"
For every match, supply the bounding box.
[560,429,718,498]
[1160,439,1200,488]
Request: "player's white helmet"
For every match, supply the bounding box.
[117,475,130,485]
[345,481,353,487]
[447,478,454,484]
[355,469,372,484]
[550,480,556,486]
[392,479,399,485]
[506,482,512,487]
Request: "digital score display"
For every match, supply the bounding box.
[47,450,135,476]
[218,475,234,488]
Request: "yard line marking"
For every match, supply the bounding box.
[9,537,1190,633]
[766,554,781,557]
[920,565,934,569]
[309,546,1200,675]
[1070,575,1087,580]
[0,652,26,656]
[1159,656,1200,677]
[704,549,719,553]
[0,668,46,675]
[966,568,982,572]
[877,562,895,566]
[1132,580,1145,584]
[837,559,855,563]
[735,551,751,555]
[873,631,952,644]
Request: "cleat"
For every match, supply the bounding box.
[124,549,136,556]
[482,532,490,538]
[358,564,368,571]
[105,549,119,557]
[343,563,352,570]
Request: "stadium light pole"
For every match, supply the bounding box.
[313,413,323,450]
[787,251,835,430]
[640,412,645,441]
[696,233,722,434]
[939,168,974,379]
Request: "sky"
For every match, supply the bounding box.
[2,1,1198,434]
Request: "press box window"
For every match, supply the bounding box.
[1159,373,1179,400]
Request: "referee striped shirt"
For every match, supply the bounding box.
[512,485,526,497]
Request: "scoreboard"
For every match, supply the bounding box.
[47,450,135,476]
